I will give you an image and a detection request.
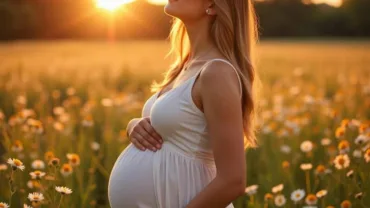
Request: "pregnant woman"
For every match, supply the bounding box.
[108,0,260,207]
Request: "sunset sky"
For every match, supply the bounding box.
[96,0,343,9]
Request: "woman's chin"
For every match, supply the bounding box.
[164,5,180,18]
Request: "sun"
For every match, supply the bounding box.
[147,0,167,5]
[96,0,135,11]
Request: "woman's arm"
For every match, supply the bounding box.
[186,62,246,208]
[126,118,141,137]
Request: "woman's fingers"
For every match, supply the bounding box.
[144,117,163,143]
[131,136,146,151]
[142,121,163,147]
[132,131,154,151]
[135,127,158,151]
[129,117,163,152]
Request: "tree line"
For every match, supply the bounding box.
[0,0,369,41]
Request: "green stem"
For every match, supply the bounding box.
[58,195,64,208]
[53,166,57,205]
[8,168,14,207]
[76,167,84,200]
[321,198,325,208]
[305,171,311,193]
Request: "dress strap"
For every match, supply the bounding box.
[192,59,243,99]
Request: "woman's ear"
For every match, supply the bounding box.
[205,2,216,16]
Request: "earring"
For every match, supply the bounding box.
[206,9,211,15]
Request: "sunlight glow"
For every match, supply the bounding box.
[146,0,168,5]
[96,0,135,11]
[311,0,342,7]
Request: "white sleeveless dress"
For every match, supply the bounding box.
[108,59,242,208]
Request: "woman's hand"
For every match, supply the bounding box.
[127,117,163,152]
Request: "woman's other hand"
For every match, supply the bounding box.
[127,117,163,151]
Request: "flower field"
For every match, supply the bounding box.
[0,40,369,208]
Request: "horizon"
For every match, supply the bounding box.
[103,0,343,8]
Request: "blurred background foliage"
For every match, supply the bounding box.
[0,0,369,41]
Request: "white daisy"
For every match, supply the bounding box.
[353,149,362,158]
[7,158,25,171]
[28,192,44,202]
[11,140,23,152]
[244,185,258,196]
[300,140,313,153]
[349,119,361,129]
[280,145,291,154]
[274,194,286,207]
[53,106,65,116]
[291,189,305,202]
[27,118,44,134]
[90,142,100,151]
[354,134,369,145]
[29,171,46,180]
[55,186,73,195]
[325,168,333,174]
[0,202,10,208]
[300,163,313,171]
[321,138,331,146]
[27,180,35,189]
[334,154,350,169]
[31,160,45,170]
[355,192,363,199]
[316,189,328,198]
[346,170,354,178]
[82,116,94,127]
[272,183,284,194]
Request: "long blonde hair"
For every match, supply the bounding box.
[151,0,262,149]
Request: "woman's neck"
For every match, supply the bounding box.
[184,19,216,60]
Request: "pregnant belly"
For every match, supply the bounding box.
[108,142,232,208]
[108,143,157,208]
